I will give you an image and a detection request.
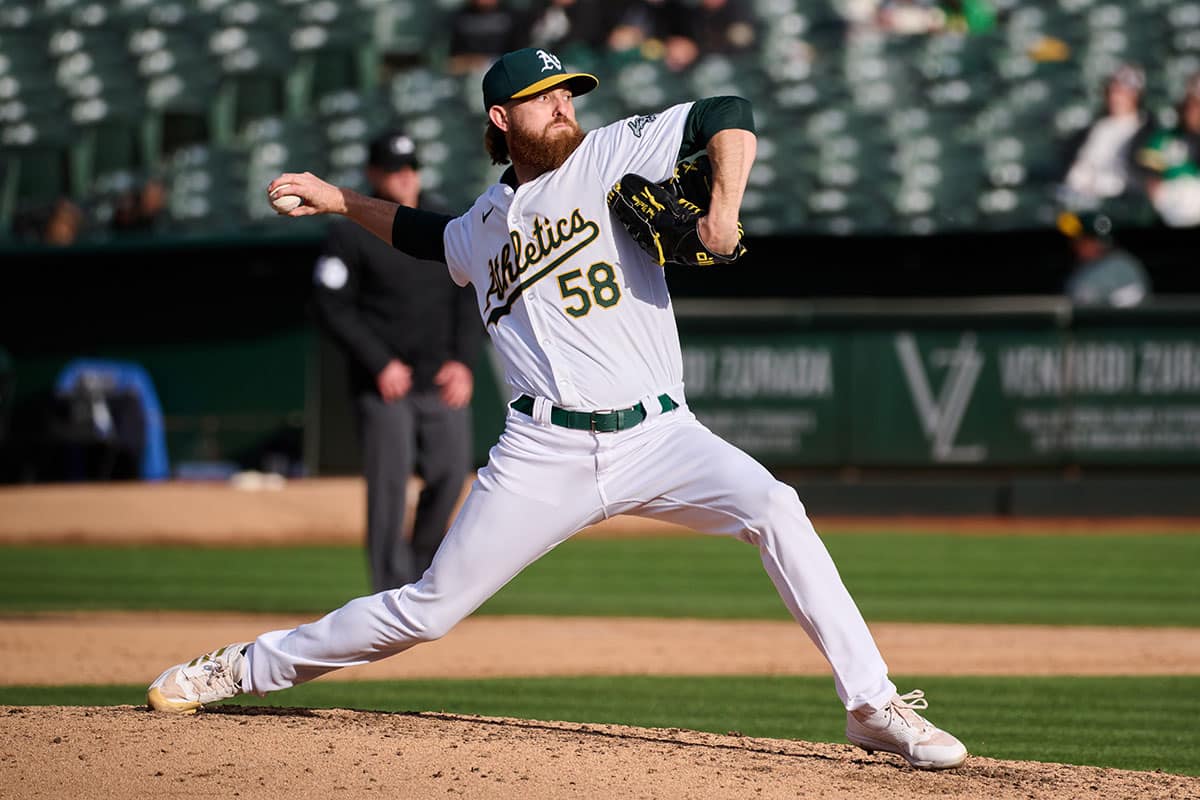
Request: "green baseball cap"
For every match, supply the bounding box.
[481,48,598,112]
[1057,209,1113,241]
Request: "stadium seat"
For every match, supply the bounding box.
[3,0,1200,240]
[237,115,325,223]
[0,156,16,239]
[161,143,238,231]
[74,117,144,190]
[370,0,447,63]
[9,144,71,211]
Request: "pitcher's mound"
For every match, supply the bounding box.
[4,705,1195,800]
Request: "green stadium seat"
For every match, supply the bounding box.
[370,0,444,61]
[614,58,688,116]
[8,145,71,213]
[70,116,145,200]
[0,151,17,236]
[161,143,239,231]
[242,136,323,224]
[1167,3,1200,33]
[0,2,40,30]
[1,0,1195,240]
[976,186,1057,230]
[389,67,460,116]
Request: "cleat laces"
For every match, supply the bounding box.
[889,690,935,733]
[177,647,243,701]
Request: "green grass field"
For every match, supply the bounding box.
[2,532,1198,626]
[3,530,1199,776]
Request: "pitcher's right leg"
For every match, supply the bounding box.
[246,474,602,693]
[149,416,605,711]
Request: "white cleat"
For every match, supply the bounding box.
[846,690,968,770]
[147,642,251,715]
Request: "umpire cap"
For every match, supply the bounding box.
[481,48,598,112]
[368,130,419,171]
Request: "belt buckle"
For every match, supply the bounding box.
[590,410,614,433]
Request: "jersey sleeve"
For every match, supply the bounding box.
[442,210,475,288]
[586,101,695,188]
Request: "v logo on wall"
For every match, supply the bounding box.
[894,332,987,463]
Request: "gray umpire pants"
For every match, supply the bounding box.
[356,389,472,593]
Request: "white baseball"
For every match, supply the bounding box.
[270,185,303,213]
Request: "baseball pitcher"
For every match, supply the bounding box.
[147,47,967,771]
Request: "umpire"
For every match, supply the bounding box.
[313,130,483,592]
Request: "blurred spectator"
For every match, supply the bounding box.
[1057,210,1151,308]
[526,0,628,53]
[13,197,84,246]
[496,1,676,67]
[836,0,881,27]
[1133,73,1200,228]
[43,198,84,246]
[873,0,994,35]
[940,0,996,34]
[448,0,522,75]
[658,0,756,72]
[875,0,945,34]
[606,0,667,54]
[1061,64,1151,208]
[111,177,167,235]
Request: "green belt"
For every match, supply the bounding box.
[510,393,679,433]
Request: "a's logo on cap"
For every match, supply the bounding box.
[536,49,561,72]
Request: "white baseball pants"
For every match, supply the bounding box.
[245,404,897,711]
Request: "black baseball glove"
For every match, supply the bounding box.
[606,156,747,267]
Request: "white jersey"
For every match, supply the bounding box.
[443,102,695,410]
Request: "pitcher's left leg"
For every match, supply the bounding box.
[611,414,893,711]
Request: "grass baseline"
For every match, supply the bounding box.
[3,675,1198,777]
[2,532,1199,626]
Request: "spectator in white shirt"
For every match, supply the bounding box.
[1062,64,1151,206]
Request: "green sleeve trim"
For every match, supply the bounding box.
[679,96,756,158]
[390,205,454,262]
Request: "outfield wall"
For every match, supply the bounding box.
[5,291,1200,513]
[674,297,1200,470]
[676,297,1200,516]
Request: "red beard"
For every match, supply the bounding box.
[507,117,586,176]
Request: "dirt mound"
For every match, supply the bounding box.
[4,706,1196,800]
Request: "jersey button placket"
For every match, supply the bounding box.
[524,285,559,400]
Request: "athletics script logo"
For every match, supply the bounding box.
[483,209,599,325]
[894,332,987,463]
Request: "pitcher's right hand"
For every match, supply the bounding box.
[267,172,348,217]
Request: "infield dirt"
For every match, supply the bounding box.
[3,479,1198,797]
[5,705,1200,800]
[3,612,1200,799]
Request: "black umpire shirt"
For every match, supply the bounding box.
[313,206,483,396]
